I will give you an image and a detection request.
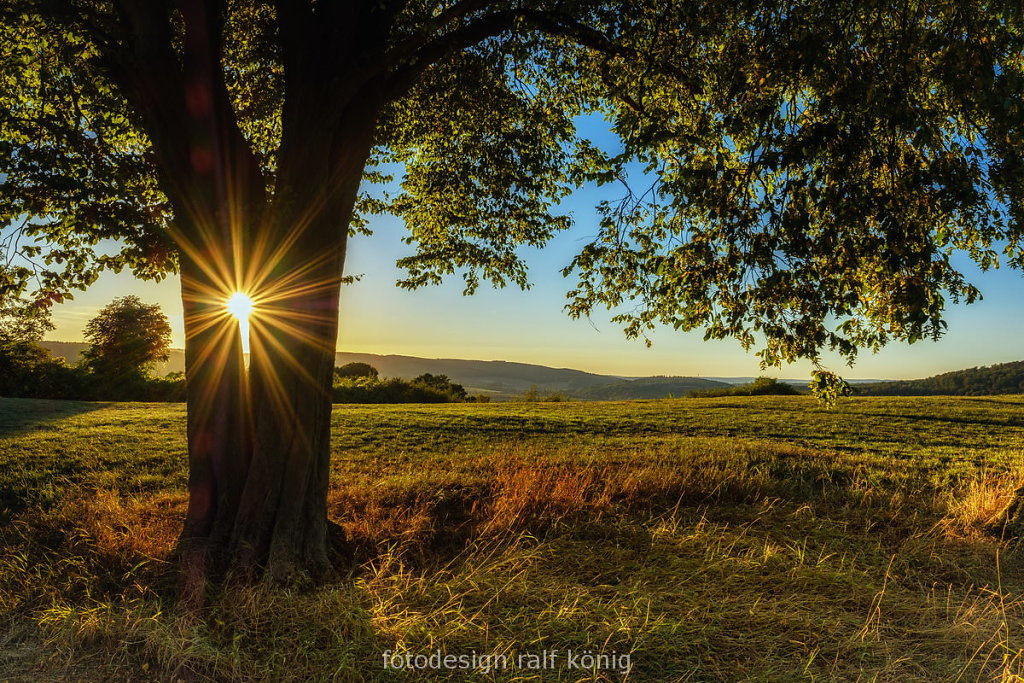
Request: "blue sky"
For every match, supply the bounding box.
[38,112,1024,380]
[44,183,1024,381]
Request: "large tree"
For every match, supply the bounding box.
[2,0,1024,587]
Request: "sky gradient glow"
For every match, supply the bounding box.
[29,108,1024,381]
[44,189,1024,381]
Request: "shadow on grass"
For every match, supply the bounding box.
[858,410,1024,429]
[324,441,935,573]
[959,396,1024,408]
[0,397,111,437]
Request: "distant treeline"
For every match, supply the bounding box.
[857,361,1024,396]
[574,376,730,400]
[332,365,486,403]
[0,351,483,404]
[0,341,185,402]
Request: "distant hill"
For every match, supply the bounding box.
[39,341,89,363]
[38,344,623,395]
[858,361,1024,396]
[574,376,731,400]
[40,342,897,401]
[332,352,621,396]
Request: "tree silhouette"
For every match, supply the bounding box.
[2,1,1023,587]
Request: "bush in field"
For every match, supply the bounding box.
[521,385,571,402]
[135,373,186,402]
[0,341,89,399]
[688,377,801,398]
[332,375,468,403]
[412,373,468,400]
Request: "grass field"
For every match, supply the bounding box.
[1,395,1024,681]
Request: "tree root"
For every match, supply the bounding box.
[175,538,214,613]
[173,519,355,603]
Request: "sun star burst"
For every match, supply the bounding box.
[226,292,255,322]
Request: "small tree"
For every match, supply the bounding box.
[0,295,74,399]
[334,362,379,380]
[82,296,172,385]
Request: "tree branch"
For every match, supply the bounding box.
[383,7,629,101]
[106,1,193,197]
[178,0,267,206]
[385,0,497,66]
[274,0,313,78]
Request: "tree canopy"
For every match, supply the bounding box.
[2,1,1023,371]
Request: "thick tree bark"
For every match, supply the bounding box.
[231,250,343,582]
[174,208,349,593]
[109,0,390,591]
[177,250,252,601]
[224,117,376,582]
[174,111,377,591]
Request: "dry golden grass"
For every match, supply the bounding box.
[2,396,1024,680]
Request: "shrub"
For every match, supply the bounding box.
[0,342,89,399]
[332,376,467,403]
[411,373,468,401]
[520,385,571,402]
[0,341,184,402]
[688,376,801,398]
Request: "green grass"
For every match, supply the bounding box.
[1,395,1024,681]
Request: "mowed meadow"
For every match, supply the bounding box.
[2,395,1024,681]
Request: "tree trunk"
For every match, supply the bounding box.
[109,0,393,595]
[174,113,376,593]
[175,212,349,594]
[230,244,343,583]
[177,249,252,602]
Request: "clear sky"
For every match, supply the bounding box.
[37,117,1024,381]
[44,182,1024,381]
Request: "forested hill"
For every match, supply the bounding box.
[38,343,731,399]
[858,361,1024,396]
[332,352,623,394]
[39,344,625,394]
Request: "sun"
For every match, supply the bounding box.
[226,292,255,322]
